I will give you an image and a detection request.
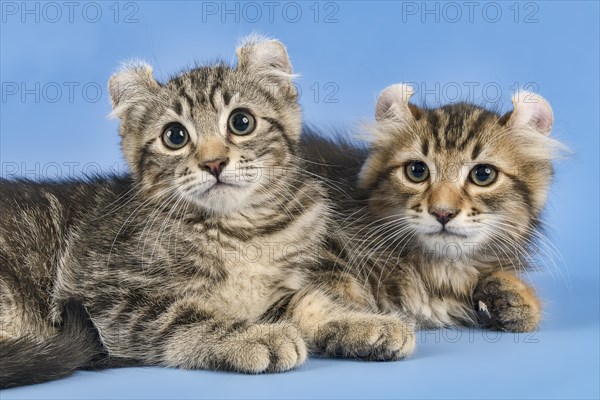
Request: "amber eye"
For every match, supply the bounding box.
[405,161,430,183]
[162,123,189,150]
[470,164,498,186]
[228,109,256,136]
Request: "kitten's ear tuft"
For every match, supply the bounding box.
[376,83,420,122]
[505,91,553,135]
[236,34,294,77]
[108,61,160,116]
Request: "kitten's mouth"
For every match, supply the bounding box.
[430,228,468,238]
[208,181,236,191]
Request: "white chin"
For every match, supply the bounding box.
[419,232,482,261]
[196,184,251,214]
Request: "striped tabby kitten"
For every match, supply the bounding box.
[302,83,562,332]
[0,40,414,388]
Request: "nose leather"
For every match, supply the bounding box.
[429,207,459,226]
[202,157,229,178]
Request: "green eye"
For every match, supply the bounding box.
[470,164,498,186]
[405,161,430,183]
[228,109,256,136]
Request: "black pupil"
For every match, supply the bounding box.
[475,166,492,181]
[167,126,186,145]
[411,162,426,178]
[232,113,250,132]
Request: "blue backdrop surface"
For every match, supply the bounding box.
[0,1,598,399]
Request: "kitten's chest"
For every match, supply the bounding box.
[383,260,480,327]
[161,205,325,319]
[216,253,305,319]
[181,234,311,320]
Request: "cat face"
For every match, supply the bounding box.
[359,84,562,260]
[108,37,300,215]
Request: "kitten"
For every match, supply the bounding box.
[301,83,563,332]
[0,39,414,388]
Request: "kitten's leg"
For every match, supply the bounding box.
[473,271,541,332]
[91,295,306,373]
[286,273,416,361]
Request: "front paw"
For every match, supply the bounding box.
[474,272,541,332]
[315,314,415,361]
[226,322,306,373]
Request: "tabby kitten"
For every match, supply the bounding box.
[0,39,414,388]
[302,83,562,332]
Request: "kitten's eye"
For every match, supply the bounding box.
[228,109,256,136]
[162,123,189,150]
[470,164,498,186]
[405,161,430,183]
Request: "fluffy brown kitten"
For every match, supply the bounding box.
[0,40,414,388]
[302,83,563,333]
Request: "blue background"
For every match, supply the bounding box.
[1,1,598,399]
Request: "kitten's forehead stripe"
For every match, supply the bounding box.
[442,106,465,149]
[465,109,492,146]
[471,142,482,160]
[419,105,499,155]
[172,100,183,116]
[421,140,429,157]
[435,105,488,152]
[427,110,442,151]
[223,92,231,106]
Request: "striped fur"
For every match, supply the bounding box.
[301,84,563,333]
[0,39,415,387]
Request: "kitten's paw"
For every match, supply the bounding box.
[474,271,541,332]
[227,322,306,373]
[315,314,415,361]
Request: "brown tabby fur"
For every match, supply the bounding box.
[301,83,563,332]
[0,39,415,388]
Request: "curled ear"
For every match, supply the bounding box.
[504,91,553,135]
[108,61,160,117]
[236,35,296,97]
[376,83,421,122]
[236,35,293,75]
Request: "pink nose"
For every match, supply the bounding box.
[429,208,459,225]
[201,157,229,178]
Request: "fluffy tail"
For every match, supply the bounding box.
[0,301,104,388]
